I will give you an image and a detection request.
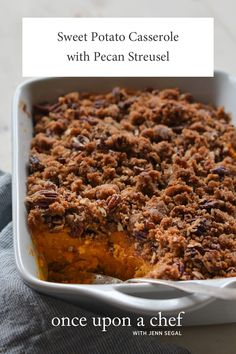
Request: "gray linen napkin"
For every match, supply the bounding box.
[0,171,190,354]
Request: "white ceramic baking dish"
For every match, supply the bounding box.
[12,73,236,325]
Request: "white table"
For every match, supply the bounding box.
[1,0,236,352]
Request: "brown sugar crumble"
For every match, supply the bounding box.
[26,87,236,283]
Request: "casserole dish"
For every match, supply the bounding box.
[13,73,236,324]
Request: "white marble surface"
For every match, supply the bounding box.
[1,1,236,353]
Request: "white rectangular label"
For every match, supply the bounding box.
[22,17,214,77]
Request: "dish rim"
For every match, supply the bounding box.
[12,72,236,314]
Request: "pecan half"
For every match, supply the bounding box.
[27,190,58,209]
[107,194,121,210]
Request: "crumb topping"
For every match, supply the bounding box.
[26,87,236,280]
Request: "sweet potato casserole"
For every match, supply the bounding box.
[26,87,236,284]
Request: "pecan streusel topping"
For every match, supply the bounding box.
[27,87,236,281]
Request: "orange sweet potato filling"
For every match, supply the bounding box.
[31,227,152,284]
